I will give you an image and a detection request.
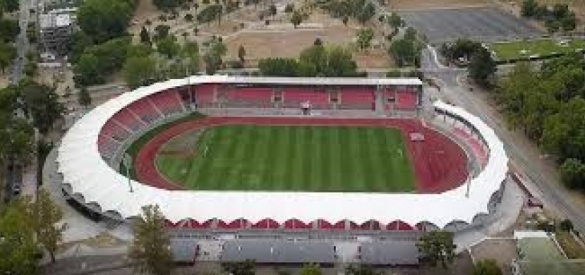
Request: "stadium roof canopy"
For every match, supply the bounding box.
[56,76,507,228]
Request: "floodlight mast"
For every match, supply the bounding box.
[123,153,134,193]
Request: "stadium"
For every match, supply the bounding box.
[56,75,508,235]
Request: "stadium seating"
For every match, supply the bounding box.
[282,88,331,109]
[148,90,185,116]
[195,84,217,107]
[225,87,274,108]
[453,127,488,167]
[395,91,418,110]
[100,120,132,141]
[127,98,162,124]
[385,87,396,101]
[111,109,146,132]
[339,88,375,110]
[97,134,120,159]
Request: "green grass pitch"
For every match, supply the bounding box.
[155,125,416,192]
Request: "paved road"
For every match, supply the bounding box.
[11,0,34,84]
[423,46,585,234]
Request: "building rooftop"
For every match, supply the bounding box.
[40,13,72,29]
[360,241,419,265]
[170,238,199,263]
[221,240,336,263]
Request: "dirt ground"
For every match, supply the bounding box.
[223,10,393,68]
[130,0,393,69]
[389,0,489,11]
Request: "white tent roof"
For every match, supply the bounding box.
[56,76,506,228]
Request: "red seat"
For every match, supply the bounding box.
[396,91,417,110]
[339,88,375,110]
[149,90,184,116]
[283,88,331,109]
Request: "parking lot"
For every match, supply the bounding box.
[400,7,544,44]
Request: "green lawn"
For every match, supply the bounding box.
[490,39,585,60]
[156,125,416,192]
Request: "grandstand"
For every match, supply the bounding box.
[57,76,507,240]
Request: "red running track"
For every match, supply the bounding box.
[134,117,468,193]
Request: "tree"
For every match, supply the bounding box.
[0,116,35,164]
[0,42,16,73]
[78,86,92,108]
[184,13,194,22]
[559,158,585,189]
[388,12,403,30]
[156,36,181,58]
[560,13,576,32]
[154,24,171,41]
[203,37,227,74]
[284,3,294,13]
[472,259,502,275]
[389,39,418,67]
[153,0,186,11]
[0,19,20,43]
[0,197,41,275]
[0,0,19,12]
[404,27,417,41]
[73,37,132,86]
[323,46,358,77]
[180,41,200,73]
[77,0,136,43]
[300,263,322,275]
[238,44,246,63]
[545,19,560,34]
[468,47,497,87]
[258,58,300,76]
[139,26,152,45]
[222,260,255,275]
[269,4,277,17]
[345,264,381,275]
[416,231,457,269]
[291,10,303,28]
[19,81,65,134]
[356,28,374,50]
[342,16,349,26]
[197,4,223,25]
[521,0,538,17]
[73,53,103,86]
[129,205,173,275]
[357,2,375,24]
[559,219,574,232]
[123,55,157,89]
[31,190,66,263]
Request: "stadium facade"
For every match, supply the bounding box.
[56,75,508,230]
